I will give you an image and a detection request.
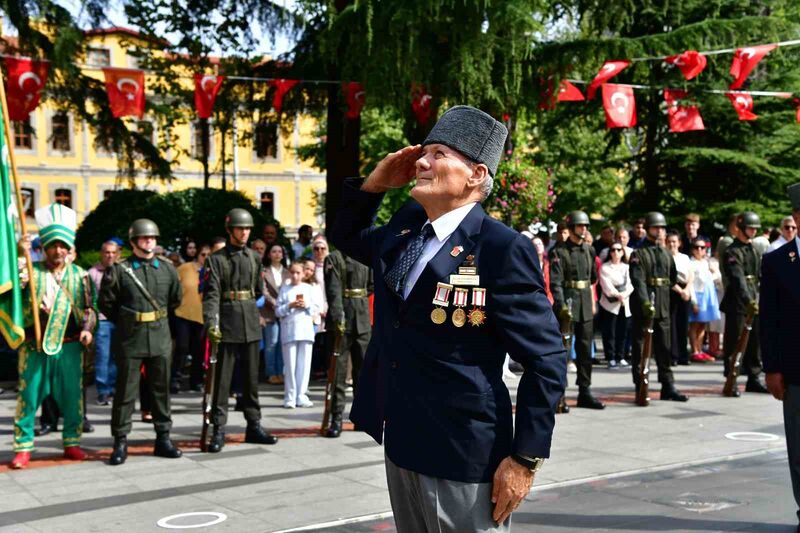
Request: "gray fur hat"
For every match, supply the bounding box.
[789,182,800,211]
[422,105,508,176]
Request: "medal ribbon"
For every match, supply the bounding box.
[432,282,453,307]
[453,288,469,307]
[472,288,486,307]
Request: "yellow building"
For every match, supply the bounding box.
[8,27,325,234]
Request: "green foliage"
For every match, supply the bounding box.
[484,157,553,229]
[74,189,156,254]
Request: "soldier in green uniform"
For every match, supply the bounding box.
[99,219,183,465]
[322,250,373,437]
[629,212,689,402]
[203,208,278,453]
[10,203,96,470]
[720,211,768,394]
[549,211,604,409]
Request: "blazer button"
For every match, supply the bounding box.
[391,361,398,369]
[393,320,400,328]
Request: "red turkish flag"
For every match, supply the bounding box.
[194,74,224,119]
[602,84,636,128]
[665,50,707,81]
[411,85,433,125]
[729,44,777,90]
[103,68,145,118]
[268,79,299,114]
[587,60,630,99]
[664,89,704,132]
[794,98,800,124]
[343,82,365,120]
[727,92,757,121]
[4,57,49,121]
[558,80,584,102]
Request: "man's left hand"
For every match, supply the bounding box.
[79,331,93,347]
[491,456,534,525]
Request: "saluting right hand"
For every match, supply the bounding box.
[361,145,422,193]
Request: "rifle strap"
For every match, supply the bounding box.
[121,265,163,312]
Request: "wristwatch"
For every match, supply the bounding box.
[511,454,545,473]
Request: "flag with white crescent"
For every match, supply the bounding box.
[602,84,636,128]
[727,92,757,121]
[664,89,704,132]
[665,50,707,81]
[411,84,433,125]
[103,68,145,118]
[4,57,49,121]
[587,60,630,99]
[194,74,225,119]
[268,79,299,114]
[343,82,365,119]
[557,80,584,102]
[729,44,777,90]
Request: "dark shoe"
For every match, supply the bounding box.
[35,423,54,437]
[245,422,278,445]
[745,378,769,393]
[207,426,225,453]
[97,394,110,406]
[154,434,183,459]
[661,385,689,402]
[109,436,128,466]
[577,389,606,410]
[556,395,570,414]
[83,417,95,433]
[325,417,343,438]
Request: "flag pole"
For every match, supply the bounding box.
[0,73,42,351]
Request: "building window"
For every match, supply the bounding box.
[20,187,35,217]
[53,188,72,208]
[253,121,278,159]
[13,120,33,150]
[190,120,214,160]
[260,192,275,219]
[50,113,70,152]
[87,47,111,67]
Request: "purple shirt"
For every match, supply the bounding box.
[88,263,108,320]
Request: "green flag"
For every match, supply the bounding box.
[0,107,25,348]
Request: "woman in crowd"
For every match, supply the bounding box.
[172,243,211,392]
[303,258,327,335]
[180,239,198,263]
[309,237,330,378]
[598,243,633,368]
[667,231,694,366]
[688,238,721,363]
[532,236,554,304]
[261,244,289,385]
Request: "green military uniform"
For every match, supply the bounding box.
[323,250,373,435]
[717,234,735,289]
[99,255,181,437]
[14,262,96,452]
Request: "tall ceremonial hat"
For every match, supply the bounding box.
[35,203,77,249]
[788,182,800,211]
[422,105,508,176]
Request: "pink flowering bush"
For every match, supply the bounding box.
[485,157,553,229]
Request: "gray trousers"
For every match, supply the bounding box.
[784,385,800,523]
[385,454,510,533]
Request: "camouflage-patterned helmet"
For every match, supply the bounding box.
[565,210,590,227]
[128,219,160,239]
[644,211,667,229]
[737,211,761,230]
[225,208,254,228]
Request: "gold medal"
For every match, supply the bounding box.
[431,307,447,324]
[468,308,486,326]
[452,308,466,327]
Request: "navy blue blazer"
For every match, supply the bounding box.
[330,178,567,483]
[760,238,800,385]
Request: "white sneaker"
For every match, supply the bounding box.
[619,359,630,367]
[298,398,314,408]
[568,362,577,373]
[283,403,296,409]
[607,360,618,369]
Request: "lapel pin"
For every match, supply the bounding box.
[450,245,464,257]
[791,251,796,262]
[397,229,411,237]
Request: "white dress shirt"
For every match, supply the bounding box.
[767,235,788,253]
[402,202,477,300]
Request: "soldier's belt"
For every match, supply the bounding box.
[125,308,168,323]
[647,277,670,287]
[744,275,757,284]
[344,288,368,298]
[565,280,591,289]
[222,290,255,301]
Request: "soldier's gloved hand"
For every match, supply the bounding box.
[642,301,656,319]
[336,321,346,335]
[207,325,223,344]
[747,300,759,315]
[557,305,572,323]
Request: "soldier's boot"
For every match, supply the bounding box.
[660,383,689,402]
[245,421,278,445]
[109,436,128,466]
[325,414,343,438]
[745,377,769,394]
[207,426,225,453]
[577,387,605,410]
[154,433,183,459]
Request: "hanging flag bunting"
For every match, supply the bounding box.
[664,89,705,132]
[794,98,800,124]
[730,44,777,90]
[602,84,636,128]
[103,68,145,119]
[4,57,49,121]
[268,79,299,114]
[411,84,433,125]
[194,74,225,119]
[665,50,707,81]
[727,92,758,121]
[558,80,585,102]
[343,82,365,120]
[587,60,630,100]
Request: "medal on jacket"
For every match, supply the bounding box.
[431,282,453,324]
[468,287,487,326]
[452,288,469,327]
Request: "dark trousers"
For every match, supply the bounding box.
[631,316,674,386]
[670,290,690,364]
[311,331,328,375]
[212,341,261,426]
[600,308,630,363]
[140,367,152,412]
[330,329,370,418]
[573,319,593,388]
[111,353,172,436]
[784,385,800,523]
[172,318,205,389]
[723,311,762,379]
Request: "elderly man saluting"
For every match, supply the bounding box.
[331,106,566,532]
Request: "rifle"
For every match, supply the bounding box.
[723,307,756,397]
[556,298,573,414]
[636,292,656,407]
[321,324,345,434]
[200,314,220,452]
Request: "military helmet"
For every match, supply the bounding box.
[644,211,667,229]
[225,208,254,228]
[737,211,761,230]
[565,210,590,227]
[128,218,160,239]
